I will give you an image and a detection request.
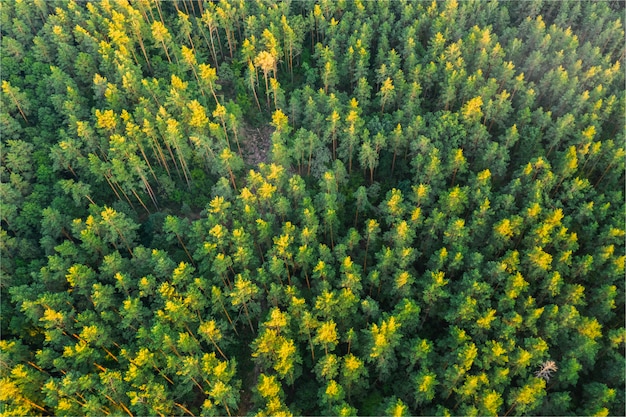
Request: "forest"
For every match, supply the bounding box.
[0,0,624,415]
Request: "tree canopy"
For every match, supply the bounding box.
[1,0,624,416]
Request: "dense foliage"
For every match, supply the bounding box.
[1,0,624,415]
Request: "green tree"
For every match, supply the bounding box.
[378,77,395,113]
[314,320,339,356]
[229,272,260,333]
[367,316,402,380]
[1,80,30,123]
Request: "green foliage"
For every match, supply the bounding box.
[1,0,624,415]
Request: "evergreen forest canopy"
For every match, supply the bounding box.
[1,0,625,415]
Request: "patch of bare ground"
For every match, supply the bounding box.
[236,362,261,416]
[241,124,273,167]
[183,211,203,221]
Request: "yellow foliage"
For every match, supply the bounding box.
[476,309,497,329]
[528,246,552,271]
[257,374,280,399]
[170,74,187,91]
[462,96,483,122]
[578,317,602,340]
[95,108,117,130]
[254,50,276,75]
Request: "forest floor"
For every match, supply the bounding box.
[237,358,262,415]
[242,124,273,166]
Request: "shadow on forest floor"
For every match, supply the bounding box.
[242,124,273,167]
